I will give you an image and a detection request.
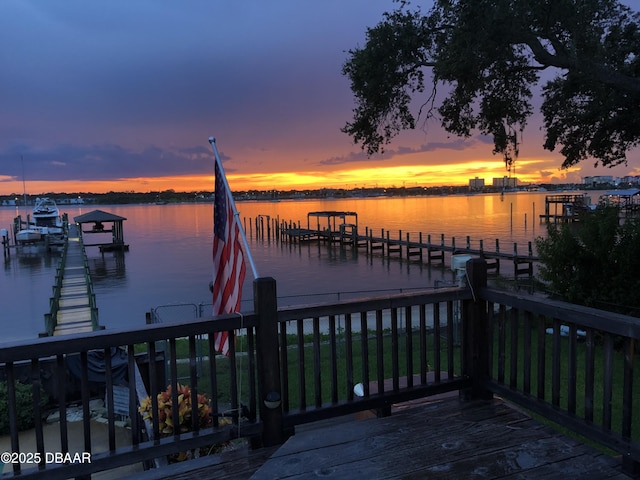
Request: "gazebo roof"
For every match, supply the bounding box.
[603,188,640,198]
[307,211,358,218]
[74,210,127,223]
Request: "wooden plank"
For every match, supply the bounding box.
[56,307,92,322]
[64,265,84,271]
[54,323,93,332]
[54,325,94,335]
[54,319,93,328]
[60,286,88,296]
[59,297,91,308]
[121,444,278,480]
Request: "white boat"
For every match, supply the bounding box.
[16,227,43,244]
[16,198,64,245]
[32,197,64,234]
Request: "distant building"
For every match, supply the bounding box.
[469,177,484,190]
[1,199,16,206]
[583,175,614,186]
[621,175,640,186]
[58,197,85,205]
[492,176,517,189]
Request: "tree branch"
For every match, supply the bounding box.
[520,31,640,96]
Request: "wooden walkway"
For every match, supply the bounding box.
[52,224,98,335]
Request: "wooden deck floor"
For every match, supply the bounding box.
[251,398,629,479]
[127,397,630,480]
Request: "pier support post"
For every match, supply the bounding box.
[1,228,9,257]
[461,259,492,401]
[254,277,285,447]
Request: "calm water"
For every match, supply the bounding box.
[0,191,596,343]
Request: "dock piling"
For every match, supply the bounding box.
[1,228,9,257]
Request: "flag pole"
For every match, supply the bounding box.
[209,136,259,279]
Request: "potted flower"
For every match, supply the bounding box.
[139,384,230,461]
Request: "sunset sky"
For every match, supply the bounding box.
[1,1,639,195]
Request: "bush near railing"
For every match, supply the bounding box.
[0,381,48,434]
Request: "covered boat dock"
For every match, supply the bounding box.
[307,210,358,235]
[600,188,640,213]
[74,210,129,251]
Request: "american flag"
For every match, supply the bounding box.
[212,159,246,356]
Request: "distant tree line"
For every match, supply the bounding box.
[1,182,610,206]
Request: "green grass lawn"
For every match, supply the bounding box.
[136,327,461,408]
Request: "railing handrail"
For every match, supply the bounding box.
[480,286,640,338]
[45,235,69,334]
[277,285,469,322]
[0,312,259,363]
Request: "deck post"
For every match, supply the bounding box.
[254,277,285,447]
[461,258,492,401]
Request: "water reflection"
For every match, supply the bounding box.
[0,191,593,341]
[89,251,127,287]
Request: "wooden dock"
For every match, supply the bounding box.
[244,214,537,280]
[43,224,101,336]
[538,193,591,223]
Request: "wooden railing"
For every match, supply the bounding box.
[76,228,101,331]
[275,286,471,428]
[480,286,640,473]
[0,312,261,479]
[44,239,68,335]
[1,260,639,478]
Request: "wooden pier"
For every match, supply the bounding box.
[244,212,537,280]
[539,193,591,223]
[43,224,102,336]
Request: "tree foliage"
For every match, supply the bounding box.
[535,208,640,315]
[342,0,640,170]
